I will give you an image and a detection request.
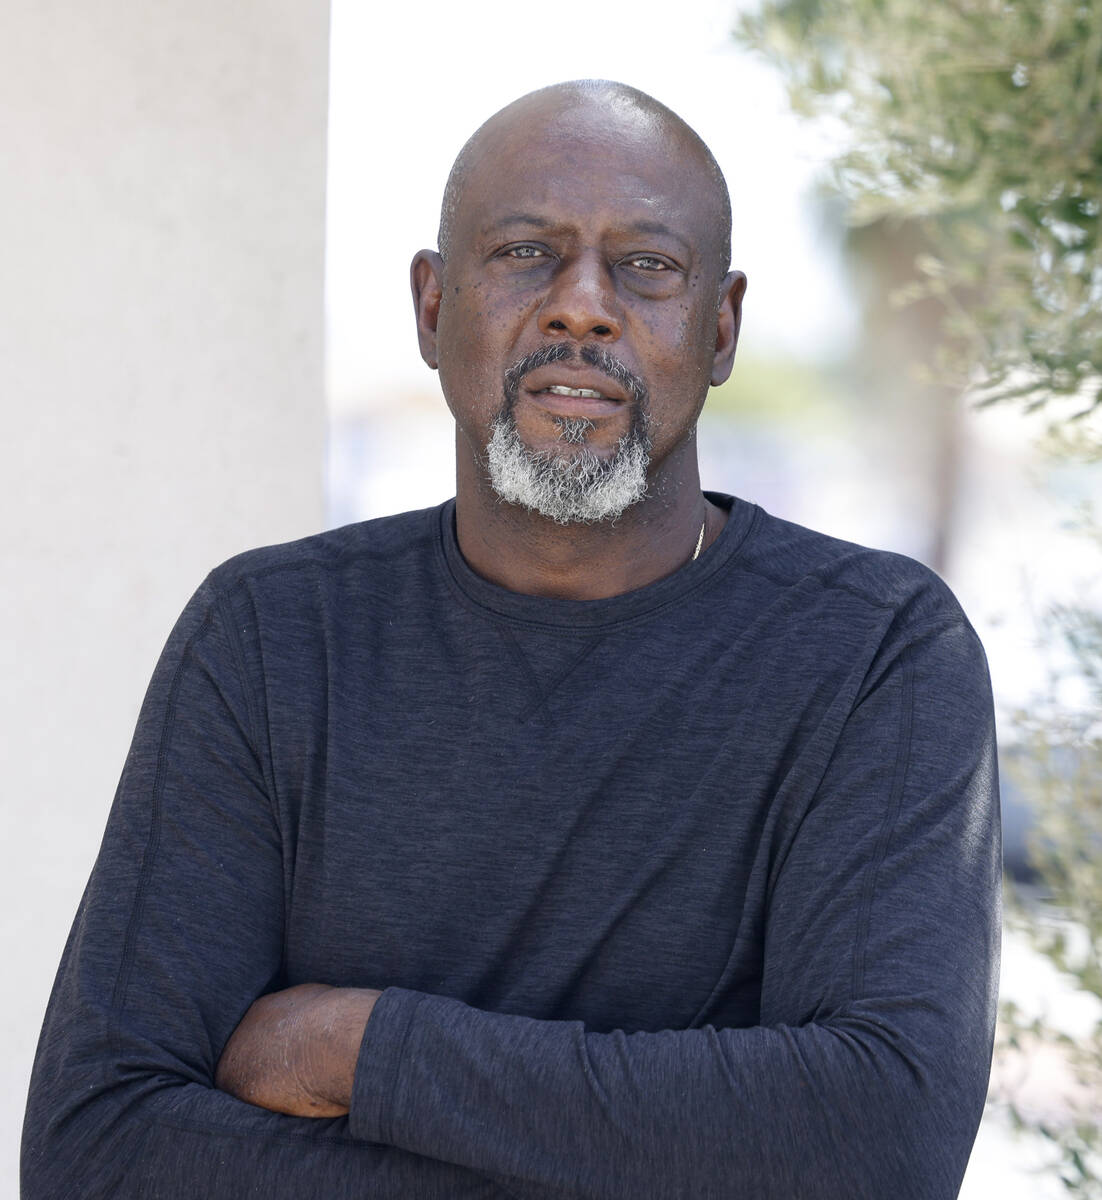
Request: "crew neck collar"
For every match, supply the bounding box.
[436,492,759,632]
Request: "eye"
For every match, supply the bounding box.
[624,255,671,271]
[501,244,549,260]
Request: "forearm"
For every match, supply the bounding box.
[345,987,986,1200]
[22,1065,508,1200]
[24,977,517,1200]
[214,983,379,1116]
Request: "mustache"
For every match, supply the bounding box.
[503,343,648,410]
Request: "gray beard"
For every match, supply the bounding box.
[485,413,651,526]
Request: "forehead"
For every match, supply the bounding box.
[453,101,725,258]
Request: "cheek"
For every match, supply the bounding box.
[436,292,511,428]
[668,299,723,397]
[639,308,714,387]
[681,294,721,360]
[634,308,717,436]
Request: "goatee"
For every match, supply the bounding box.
[485,345,652,526]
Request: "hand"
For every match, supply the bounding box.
[215,982,380,1117]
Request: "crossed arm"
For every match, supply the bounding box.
[217,623,1002,1200]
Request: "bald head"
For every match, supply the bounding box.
[437,80,732,274]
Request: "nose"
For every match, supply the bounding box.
[537,252,622,342]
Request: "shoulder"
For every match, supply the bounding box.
[724,505,993,719]
[736,507,991,705]
[737,505,966,631]
[203,502,446,598]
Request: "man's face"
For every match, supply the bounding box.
[416,97,743,520]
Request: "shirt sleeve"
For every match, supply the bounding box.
[21,580,514,1200]
[347,616,1002,1200]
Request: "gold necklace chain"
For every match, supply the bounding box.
[691,518,706,562]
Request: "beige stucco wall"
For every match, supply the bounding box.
[0,2,329,1190]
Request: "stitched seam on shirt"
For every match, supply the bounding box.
[538,636,602,703]
[216,585,289,973]
[216,588,268,812]
[850,615,973,713]
[497,626,547,716]
[516,635,604,723]
[107,605,216,1073]
[851,652,915,1000]
[733,561,899,614]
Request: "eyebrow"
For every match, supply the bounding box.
[623,220,692,255]
[483,214,555,234]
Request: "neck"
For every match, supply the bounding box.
[453,434,724,601]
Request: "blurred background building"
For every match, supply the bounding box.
[2,2,329,1193]
[5,0,1099,1195]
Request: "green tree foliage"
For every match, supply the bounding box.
[738,0,1102,412]
[1003,589,1102,1194]
[737,1,1102,1187]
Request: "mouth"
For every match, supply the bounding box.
[521,368,628,417]
[545,384,607,399]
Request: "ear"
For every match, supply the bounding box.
[410,250,445,370]
[710,270,747,387]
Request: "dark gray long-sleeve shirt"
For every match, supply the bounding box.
[22,493,1001,1198]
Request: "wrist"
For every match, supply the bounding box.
[313,987,380,1109]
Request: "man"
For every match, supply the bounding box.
[23,80,1001,1199]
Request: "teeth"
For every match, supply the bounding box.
[546,385,605,399]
